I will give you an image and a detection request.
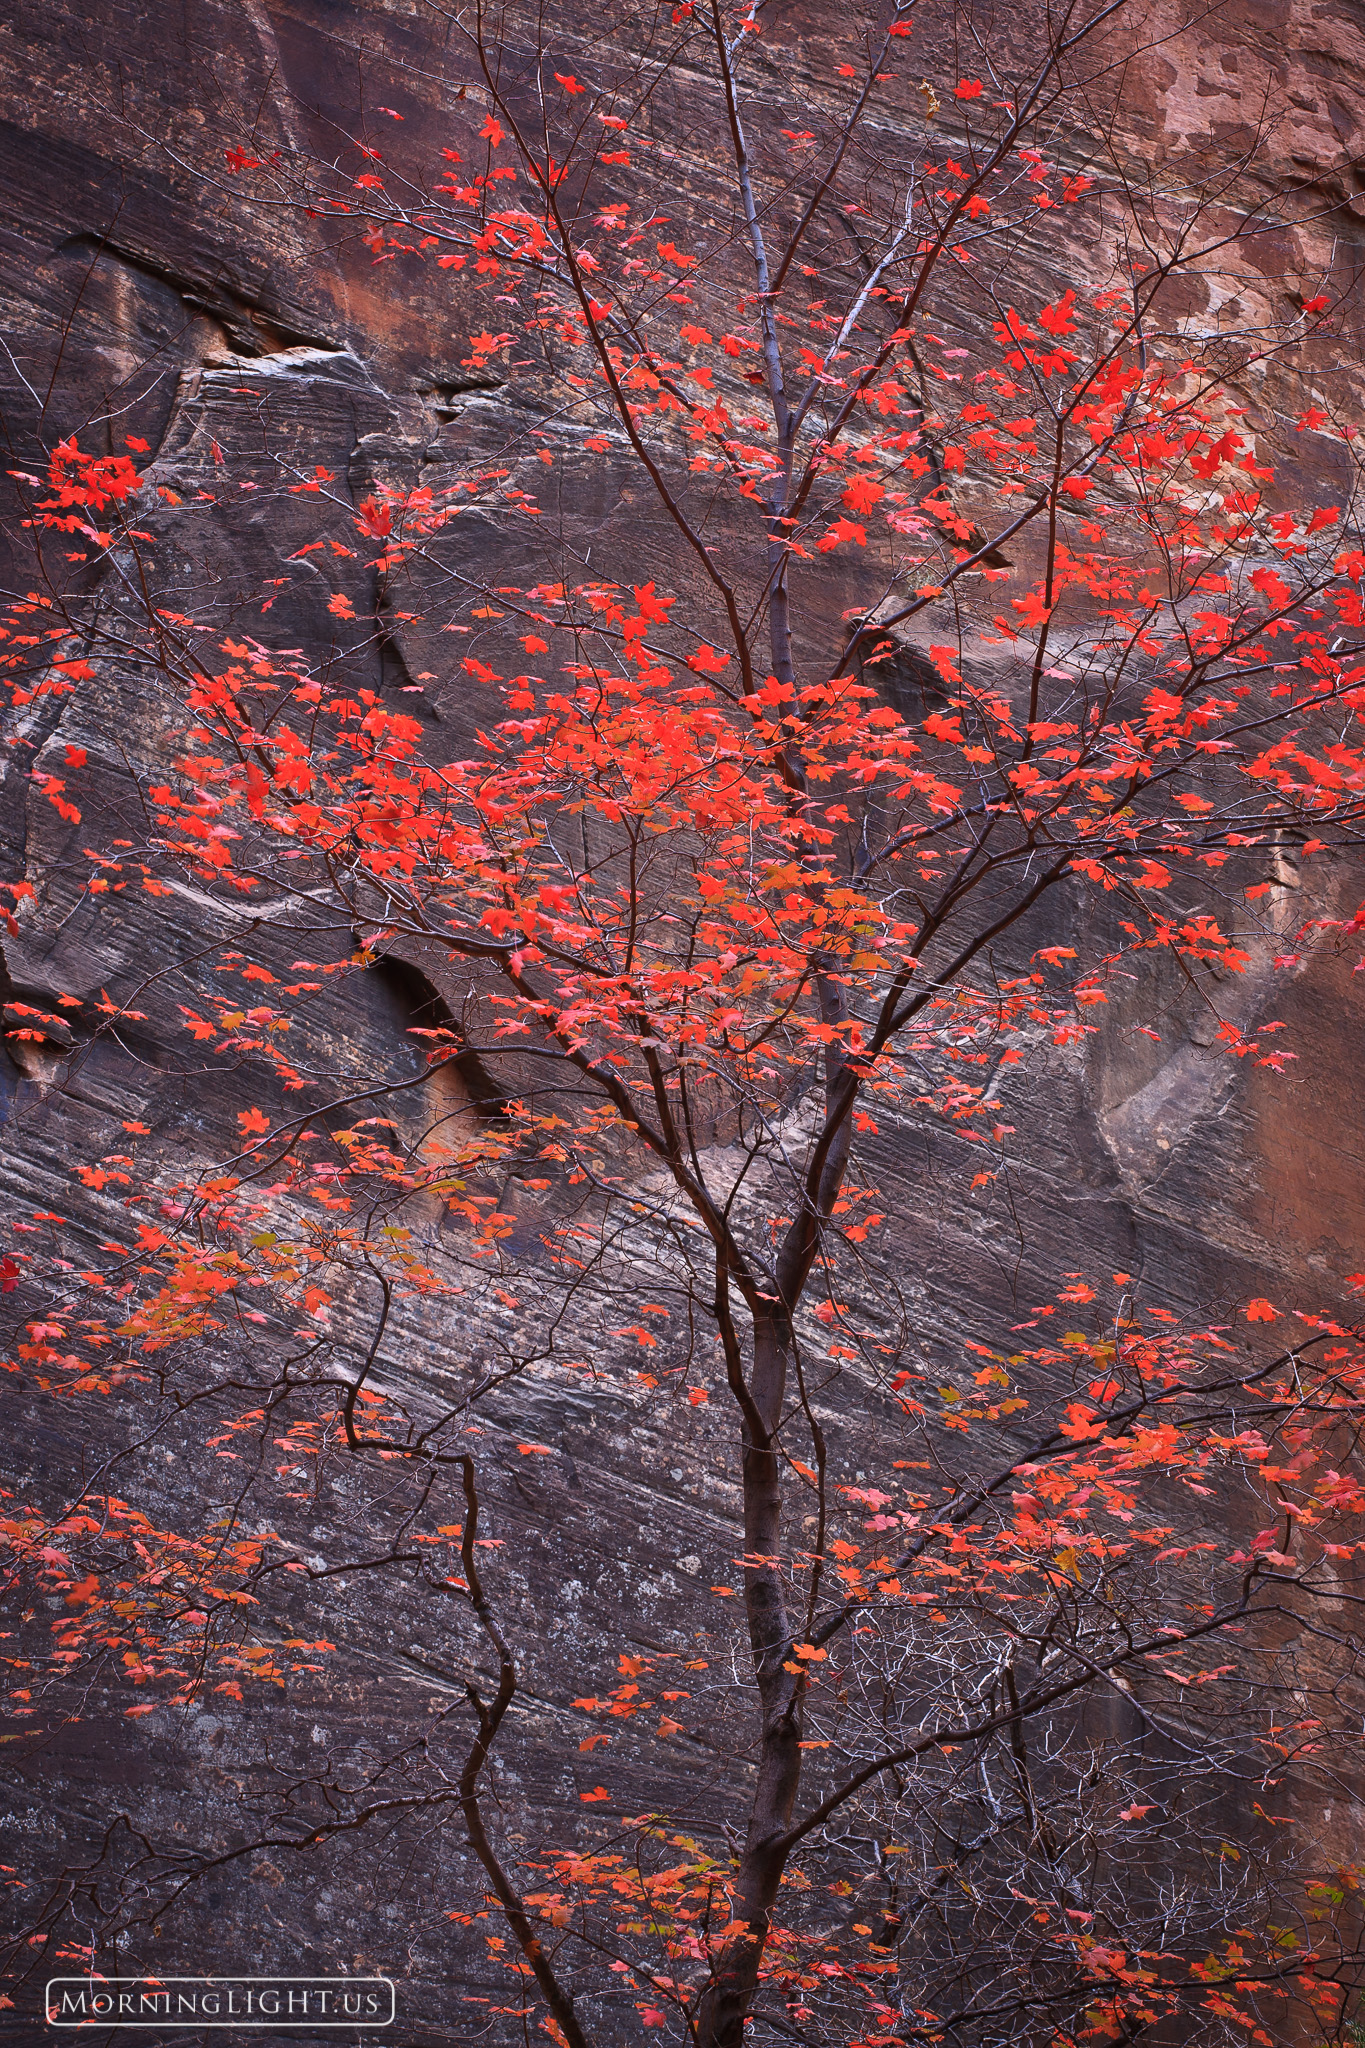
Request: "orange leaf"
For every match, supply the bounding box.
[842,477,884,515]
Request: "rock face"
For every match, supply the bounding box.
[1,1,1363,2042]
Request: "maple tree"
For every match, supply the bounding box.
[3,0,1365,2042]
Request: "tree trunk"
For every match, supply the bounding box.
[695,1316,805,2048]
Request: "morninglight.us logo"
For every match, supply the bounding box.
[45,1977,395,2028]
